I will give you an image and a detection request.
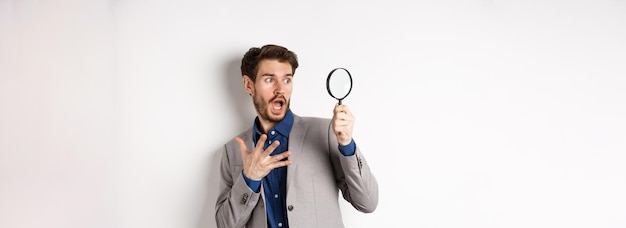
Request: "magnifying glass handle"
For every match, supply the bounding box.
[338,99,342,105]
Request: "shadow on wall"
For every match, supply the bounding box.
[197,53,255,228]
[223,54,256,131]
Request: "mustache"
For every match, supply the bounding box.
[271,95,286,102]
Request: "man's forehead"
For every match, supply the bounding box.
[257,60,293,76]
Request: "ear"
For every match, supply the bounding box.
[243,75,254,95]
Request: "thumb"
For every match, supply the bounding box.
[235,137,248,156]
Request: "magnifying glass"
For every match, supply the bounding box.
[326,67,353,105]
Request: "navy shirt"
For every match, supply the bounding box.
[243,109,356,228]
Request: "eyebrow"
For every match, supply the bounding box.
[260,73,293,77]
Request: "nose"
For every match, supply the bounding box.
[274,83,285,95]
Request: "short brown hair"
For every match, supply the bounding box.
[240,44,299,82]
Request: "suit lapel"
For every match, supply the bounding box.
[243,127,255,153]
[287,115,305,194]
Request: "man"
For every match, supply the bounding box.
[215,44,378,228]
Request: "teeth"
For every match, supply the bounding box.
[273,101,282,109]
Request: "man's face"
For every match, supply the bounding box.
[247,59,293,124]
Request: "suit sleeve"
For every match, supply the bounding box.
[214,144,262,228]
[327,122,379,213]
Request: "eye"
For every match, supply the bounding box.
[283,78,291,84]
[264,78,274,83]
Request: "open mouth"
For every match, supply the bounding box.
[271,98,285,111]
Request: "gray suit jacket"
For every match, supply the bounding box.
[215,114,378,228]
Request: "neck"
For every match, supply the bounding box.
[258,118,278,134]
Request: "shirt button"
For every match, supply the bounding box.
[271,131,276,135]
[274,194,279,199]
[268,140,272,144]
[287,205,294,211]
[278,223,283,227]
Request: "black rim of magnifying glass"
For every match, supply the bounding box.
[326,67,353,105]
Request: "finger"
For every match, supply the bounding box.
[263,140,281,156]
[334,121,348,129]
[338,105,353,116]
[335,114,354,124]
[333,104,342,115]
[342,105,353,116]
[235,136,248,156]
[254,134,268,152]
[333,109,347,121]
[334,111,348,120]
[334,125,347,134]
[272,151,291,162]
[334,104,353,116]
[269,159,292,169]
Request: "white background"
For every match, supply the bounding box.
[1,0,625,227]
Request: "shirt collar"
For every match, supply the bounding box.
[253,109,294,140]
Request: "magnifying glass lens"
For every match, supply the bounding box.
[326,68,353,104]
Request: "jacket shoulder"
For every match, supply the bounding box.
[295,115,331,127]
[224,127,253,148]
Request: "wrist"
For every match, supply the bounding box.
[243,170,261,181]
[338,137,352,146]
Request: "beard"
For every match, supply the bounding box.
[253,93,290,123]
